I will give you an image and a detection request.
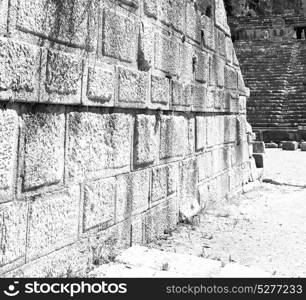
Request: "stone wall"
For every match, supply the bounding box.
[0,0,251,277]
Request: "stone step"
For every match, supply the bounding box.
[88,246,271,278]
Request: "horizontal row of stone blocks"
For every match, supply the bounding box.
[0,1,231,49]
[0,36,246,110]
[0,104,248,201]
[0,159,250,277]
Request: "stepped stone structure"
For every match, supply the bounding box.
[228,0,306,142]
[0,0,253,277]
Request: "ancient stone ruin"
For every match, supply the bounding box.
[0,0,254,277]
[228,0,306,142]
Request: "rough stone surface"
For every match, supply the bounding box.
[160,115,189,160]
[282,141,298,151]
[83,177,116,232]
[102,10,137,62]
[118,67,149,106]
[134,115,159,167]
[41,49,83,104]
[21,106,65,191]
[0,38,40,102]
[116,170,150,222]
[84,64,115,106]
[66,111,132,182]
[0,201,27,268]
[0,0,252,277]
[0,107,18,202]
[27,186,79,260]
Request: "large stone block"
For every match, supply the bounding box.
[253,141,266,154]
[172,82,192,108]
[145,197,178,242]
[159,0,185,32]
[116,170,150,222]
[66,111,132,182]
[0,0,8,34]
[151,75,170,107]
[0,107,18,202]
[186,1,201,42]
[27,186,79,260]
[17,0,97,49]
[144,0,158,18]
[282,141,298,151]
[102,9,137,62]
[193,83,206,111]
[82,178,116,232]
[118,67,149,107]
[160,115,189,160]
[83,63,115,106]
[194,49,209,83]
[138,22,154,71]
[201,16,215,50]
[206,116,217,147]
[151,163,179,202]
[198,151,213,181]
[196,116,206,151]
[0,38,40,102]
[155,33,179,76]
[40,49,83,104]
[21,106,65,192]
[225,66,238,90]
[134,114,159,167]
[0,201,27,268]
[179,158,199,221]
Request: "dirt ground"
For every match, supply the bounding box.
[149,149,306,277]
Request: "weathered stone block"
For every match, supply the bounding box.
[206,116,217,147]
[145,198,178,242]
[0,201,27,268]
[225,37,233,64]
[160,115,189,160]
[83,178,116,232]
[201,16,215,50]
[134,114,159,167]
[0,107,18,202]
[196,116,206,151]
[253,141,266,154]
[195,50,209,83]
[193,84,206,111]
[66,111,132,182]
[116,170,150,222]
[160,0,185,32]
[186,1,201,42]
[217,29,226,57]
[40,49,83,104]
[27,186,79,260]
[155,33,179,76]
[216,57,225,88]
[0,38,40,102]
[172,82,192,108]
[151,75,170,107]
[225,66,238,90]
[102,10,137,62]
[21,106,65,191]
[179,42,193,82]
[265,142,278,149]
[179,158,199,221]
[282,141,298,151]
[118,67,149,107]
[138,22,154,71]
[151,163,179,202]
[17,0,96,49]
[0,0,8,34]
[198,151,213,181]
[300,142,306,151]
[83,63,115,106]
[144,0,158,18]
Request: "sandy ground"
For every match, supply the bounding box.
[149,149,306,277]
